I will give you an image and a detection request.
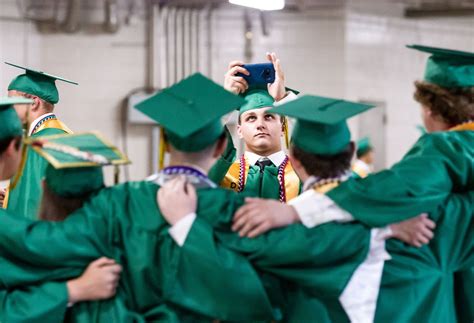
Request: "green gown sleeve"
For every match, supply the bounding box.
[327,132,474,227]
[207,126,236,184]
[0,190,115,288]
[375,191,474,323]
[6,128,67,220]
[0,282,68,323]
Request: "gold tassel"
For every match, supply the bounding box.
[283,117,290,149]
[159,127,166,170]
[114,165,120,184]
[8,108,32,191]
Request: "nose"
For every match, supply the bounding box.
[256,117,266,130]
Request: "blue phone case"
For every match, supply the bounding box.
[237,63,275,86]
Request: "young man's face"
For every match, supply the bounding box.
[237,107,283,155]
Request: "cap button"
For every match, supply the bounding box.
[187,100,194,105]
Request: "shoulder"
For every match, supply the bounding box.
[33,127,67,137]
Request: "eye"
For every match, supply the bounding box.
[265,114,275,120]
[246,115,256,122]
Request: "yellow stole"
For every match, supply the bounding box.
[312,181,341,194]
[32,118,72,135]
[450,121,474,132]
[220,156,300,202]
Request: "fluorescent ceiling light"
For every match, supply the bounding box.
[229,0,285,11]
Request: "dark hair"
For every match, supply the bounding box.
[356,147,373,159]
[291,144,354,178]
[414,81,474,126]
[0,136,21,155]
[38,183,91,222]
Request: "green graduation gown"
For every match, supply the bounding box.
[0,181,276,322]
[0,282,68,323]
[327,129,474,227]
[6,122,71,220]
[375,191,474,322]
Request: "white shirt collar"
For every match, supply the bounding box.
[28,112,55,136]
[245,150,287,167]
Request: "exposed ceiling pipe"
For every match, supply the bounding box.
[62,0,81,33]
[103,0,120,33]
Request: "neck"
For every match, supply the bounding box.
[245,145,282,157]
[167,156,213,175]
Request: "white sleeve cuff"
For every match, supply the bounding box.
[274,91,298,106]
[168,212,197,247]
[288,190,353,228]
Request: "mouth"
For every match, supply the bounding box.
[254,133,270,138]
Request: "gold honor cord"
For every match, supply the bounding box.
[283,117,290,149]
[158,127,166,170]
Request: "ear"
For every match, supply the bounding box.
[213,136,228,158]
[288,147,302,170]
[236,124,244,139]
[31,97,41,112]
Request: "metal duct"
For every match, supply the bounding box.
[103,0,120,33]
[62,0,81,33]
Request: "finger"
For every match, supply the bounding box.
[227,60,245,70]
[247,222,270,238]
[230,81,247,93]
[238,216,264,237]
[108,264,123,274]
[274,58,284,79]
[231,76,249,88]
[413,240,422,248]
[421,227,434,240]
[233,208,262,232]
[418,235,430,245]
[234,203,259,222]
[92,257,115,267]
[423,217,436,229]
[229,66,249,76]
[186,182,197,201]
[265,52,273,63]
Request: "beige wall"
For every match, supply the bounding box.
[1,0,473,187]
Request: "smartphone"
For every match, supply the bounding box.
[237,63,275,86]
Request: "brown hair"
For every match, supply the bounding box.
[38,183,90,222]
[0,137,21,155]
[414,81,474,126]
[291,143,354,179]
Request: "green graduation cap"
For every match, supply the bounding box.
[6,62,78,104]
[0,96,33,140]
[356,137,373,157]
[268,95,375,155]
[239,89,275,115]
[135,73,245,152]
[407,44,474,88]
[27,132,130,198]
